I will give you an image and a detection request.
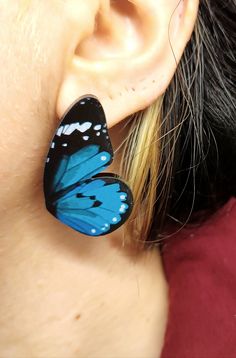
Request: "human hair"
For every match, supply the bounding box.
[120,0,236,248]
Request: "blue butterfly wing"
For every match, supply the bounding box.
[52,144,111,193]
[44,96,113,198]
[54,177,133,236]
[44,96,133,236]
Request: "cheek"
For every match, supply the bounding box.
[0,53,56,206]
[0,115,48,208]
[0,5,69,201]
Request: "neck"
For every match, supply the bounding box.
[0,195,169,357]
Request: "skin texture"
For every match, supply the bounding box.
[0,1,198,356]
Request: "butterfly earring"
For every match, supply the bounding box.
[43,95,133,236]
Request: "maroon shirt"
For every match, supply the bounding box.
[161,197,236,358]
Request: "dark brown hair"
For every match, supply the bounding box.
[149,0,236,244]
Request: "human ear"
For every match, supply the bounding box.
[57,0,199,127]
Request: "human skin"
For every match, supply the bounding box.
[0,1,198,356]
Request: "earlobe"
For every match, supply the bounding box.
[57,0,199,127]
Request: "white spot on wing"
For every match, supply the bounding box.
[83,136,89,141]
[96,132,101,136]
[94,124,102,130]
[64,123,78,135]
[62,143,68,147]
[51,142,55,148]
[62,124,70,134]
[56,126,63,136]
[101,155,107,161]
[57,122,92,136]
[77,122,92,133]
[119,204,127,213]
